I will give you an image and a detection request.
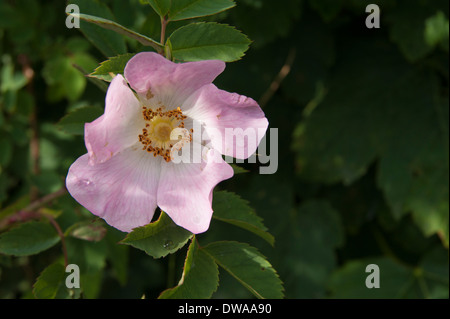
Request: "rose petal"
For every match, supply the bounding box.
[124,52,225,109]
[157,148,234,234]
[66,146,162,233]
[85,75,144,165]
[184,84,269,159]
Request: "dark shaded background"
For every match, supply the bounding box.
[0,0,448,298]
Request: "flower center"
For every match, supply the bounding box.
[138,107,193,162]
[154,122,172,141]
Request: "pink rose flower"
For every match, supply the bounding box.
[66,52,268,234]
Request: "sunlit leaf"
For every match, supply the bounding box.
[203,241,284,299]
[212,191,274,246]
[425,10,449,50]
[168,22,250,62]
[89,53,135,82]
[159,239,218,299]
[65,220,107,242]
[121,212,193,259]
[33,262,71,299]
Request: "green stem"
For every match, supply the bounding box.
[160,16,168,47]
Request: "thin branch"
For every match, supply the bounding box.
[259,48,296,108]
[23,187,68,213]
[0,187,69,265]
[44,214,69,267]
[0,187,68,229]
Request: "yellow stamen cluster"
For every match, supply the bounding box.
[142,107,187,123]
[138,106,193,162]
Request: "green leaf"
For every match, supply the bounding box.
[387,2,439,62]
[168,22,251,62]
[65,237,107,298]
[0,55,27,93]
[328,250,449,299]
[281,200,344,298]
[159,239,219,299]
[71,12,163,52]
[203,241,284,299]
[169,0,236,21]
[212,191,274,246]
[33,262,71,299]
[376,82,448,244]
[57,106,104,135]
[292,40,448,245]
[69,0,127,57]
[65,220,107,242]
[425,11,449,48]
[0,195,29,221]
[71,52,99,75]
[0,221,60,256]
[419,247,449,298]
[121,212,193,258]
[147,0,172,17]
[63,66,87,103]
[42,55,87,103]
[89,53,135,82]
[328,257,413,298]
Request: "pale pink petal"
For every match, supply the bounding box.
[66,146,162,233]
[124,52,225,108]
[85,75,144,165]
[183,84,269,159]
[157,149,234,234]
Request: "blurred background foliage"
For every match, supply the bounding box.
[0,0,448,298]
